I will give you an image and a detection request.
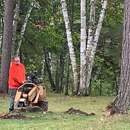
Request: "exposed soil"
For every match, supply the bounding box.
[0,107,95,119]
[64,108,95,116]
[14,106,43,112]
[0,112,26,119]
[106,102,114,111]
[106,102,121,115]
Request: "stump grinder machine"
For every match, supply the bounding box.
[14,72,48,111]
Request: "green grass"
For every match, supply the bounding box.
[0,93,130,130]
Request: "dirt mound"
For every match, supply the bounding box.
[64,108,95,116]
[14,106,43,113]
[0,112,26,119]
[106,102,114,111]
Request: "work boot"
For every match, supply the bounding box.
[9,108,14,112]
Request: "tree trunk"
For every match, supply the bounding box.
[61,0,79,94]
[45,51,56,90]
[85,0,107,95]
[110,0,130,114]
[0,0,14,93]
[55,54,64,93]
[0,18,3,49]
[86,0,96,62]
[65,54,70,95]
[0,1,4,49]
[16,0,35,55]
[79,0,87,95]
[59,54,64,93]
[55,55,60,93]
[99,38,105,96]
[41,56,45,77]
[12,0,20,59]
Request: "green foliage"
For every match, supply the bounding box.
[21,0,123,96]
[0,0,4,18]
[0,0,123,96]
[90,0,123,96]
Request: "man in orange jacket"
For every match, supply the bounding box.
[8,56,26,112]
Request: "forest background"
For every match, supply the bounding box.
[0,0,123,96]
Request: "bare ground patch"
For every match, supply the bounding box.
[0,112,26,119]
[64,108,95,116]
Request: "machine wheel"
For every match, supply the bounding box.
[18,102,24,107]
[37,100,48,111]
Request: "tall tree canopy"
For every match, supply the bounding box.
[0,0,124,96]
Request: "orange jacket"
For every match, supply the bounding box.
[8,61,26,88]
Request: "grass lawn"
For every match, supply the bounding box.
[0,93,130,130]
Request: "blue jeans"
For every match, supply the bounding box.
[9,89,17,111]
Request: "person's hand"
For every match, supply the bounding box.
[21,81,25,84]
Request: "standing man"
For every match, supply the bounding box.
[8,56,26,112]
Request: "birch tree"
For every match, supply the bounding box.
[79,0,87,94]
[86,0,107,95]
[61,0,79,94]
[16,0,35,55]
[12,0,20,58]
[0,18,3,49]
[79,0,107,95]
[86,0,96,60]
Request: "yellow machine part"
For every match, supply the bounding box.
[14,83,36,103]
[37,86,46,101]
[14,91,22,103]
[14,83,46,106]
[28,86,37,101]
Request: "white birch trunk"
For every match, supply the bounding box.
[79,0,87,94]
[92,0,107,53]
[61,0,79,94]
[87,0,96,54]
[16,0,35,55]
[49,52,52,74]
[0,18,3,48]
[12,0,20,58]
[85,0,107,95]
[41,56,45,76]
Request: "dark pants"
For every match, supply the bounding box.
[9,89,17,111]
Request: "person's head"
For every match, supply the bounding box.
[13,56,20,65]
